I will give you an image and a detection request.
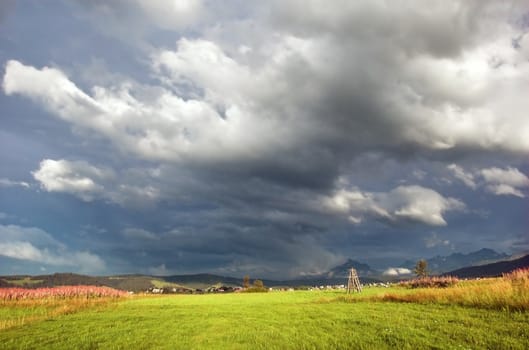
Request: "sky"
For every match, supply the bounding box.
[0,0,528,278]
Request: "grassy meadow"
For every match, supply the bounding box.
[1,273,529,349]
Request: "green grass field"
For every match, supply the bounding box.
[1,287,528,349]
[1,277,43,286]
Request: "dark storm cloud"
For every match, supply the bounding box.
[0,0,528,277]
[270,1,500,57]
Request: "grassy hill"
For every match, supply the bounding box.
[0,273,381,292]
[1,277,528,349]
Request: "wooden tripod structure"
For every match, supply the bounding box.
[346,268,362,293]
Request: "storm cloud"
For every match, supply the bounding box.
[0,0,527,277]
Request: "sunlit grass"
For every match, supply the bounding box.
[1,274,529,349]
[0,286,128,330]
[0,297,121,331]
[340,268,529,311]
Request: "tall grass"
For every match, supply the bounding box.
[399,276,459,288]
[365,268,529,311]
[0,286,127,300]
[0,286,127,330]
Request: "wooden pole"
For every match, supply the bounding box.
[347,268,362,293]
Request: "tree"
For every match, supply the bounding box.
[240,278,268,293]
[243,275,250,289]
[414,259,428,278]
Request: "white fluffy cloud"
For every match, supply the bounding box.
[383,267,412,276]
[32,159,160,205]
[481,167,529,198]
[153,38,251,106]
[447,164,476,189]
[3,60,104,124]
[485,184,525,198]
[4,2,529,169]
[481,167,529,188]
[3,59,252,163]
[0,224,105,273]
[448,164,529,198]
[32,159,113,201]
[324,185,465,226]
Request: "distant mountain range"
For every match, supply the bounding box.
[443,253,529,278]
[399,248,509,274]
[321,259,377,278]
[1,248,526,291]
[319,248,512,279]
[0,272,380,292]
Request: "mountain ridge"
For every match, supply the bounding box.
[326,259,375,277]
[400,248,509,274]
[0,272,380,292]
[1,248,523,290]
[442,253,529,278]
